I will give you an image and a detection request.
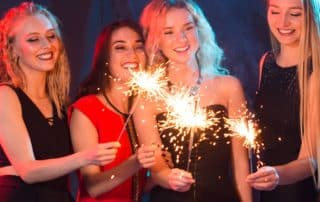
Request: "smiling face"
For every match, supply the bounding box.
[10,13,60,75]
[108,26,146,82]
[267,0,304,48]
[158,7,199,65]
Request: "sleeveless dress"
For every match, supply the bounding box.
[69,95,145,202]
[255,53,317,202]
[150,104,240,202]
[0,86,74,202]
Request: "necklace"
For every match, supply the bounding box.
[102,92,128,116]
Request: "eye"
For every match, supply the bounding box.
[290,12,302,17]
[135,44,144,50]
[27,37,39,42]
[115,45,126,50]
[185,25,194,31]
[270,11,280,15]
[47,33,57,40]
[164,30,174,35]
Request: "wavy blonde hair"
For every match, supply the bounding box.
[0,2,70,118]
[140,0,227,76]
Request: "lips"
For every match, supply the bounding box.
[277,28,295,35]
[174,45,190,53]
[122,62,140,70]
[37,52,54,60]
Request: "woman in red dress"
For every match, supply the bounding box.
[69,20,156,202]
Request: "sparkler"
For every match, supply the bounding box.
[158,87,219,170]
[117,64,169,141]
[225,115,262,173]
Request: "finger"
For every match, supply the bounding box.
[252,182,277,191]
[246,169,272,181]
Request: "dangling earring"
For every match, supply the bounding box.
[105,62,109,66]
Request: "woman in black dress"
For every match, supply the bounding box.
[247,0,319,201]
[134,0,252,201]
[0,2,120,202]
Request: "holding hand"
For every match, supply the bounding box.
[168,168,195,192]
[246,166,279,190]
[136,144,156,168]
[84,141,121,166]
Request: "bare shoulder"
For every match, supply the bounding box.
[205,75,243,91]
[0,85,21,114]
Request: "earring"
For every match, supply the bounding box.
[105,62,109,66]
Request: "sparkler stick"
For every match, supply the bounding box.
[186,128,195,171]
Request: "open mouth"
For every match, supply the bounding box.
[37,52,54,60]
[122,62,140,70]
[277,28,295,35]
[174,45,190,53]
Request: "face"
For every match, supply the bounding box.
[267,0,304,47]
[10,13,60,74]
[158,8,199,65]
[108,26,146,82]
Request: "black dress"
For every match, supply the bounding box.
[255,53,317,202]
[0,87,74,202]
[150,105,240,202]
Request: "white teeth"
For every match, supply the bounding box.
[123,62,138,69]
[174,46,189,52]
[278,29,294,34]
[37,52,53,60]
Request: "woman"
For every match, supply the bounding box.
[134,0,252,201]
[246,0,320,200]
[0,2,120,202]
[69,20,156,202]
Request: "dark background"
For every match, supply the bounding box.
[0,0,270,200]
[0,0,270,105]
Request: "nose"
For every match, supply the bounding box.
[127,47,139,60]
[39,37,52,48]
[279,12,291,27]
[176,31,188,42]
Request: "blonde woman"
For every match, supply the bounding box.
[0,2,120,201]
[134,0,252,201]
[247,0,320,200]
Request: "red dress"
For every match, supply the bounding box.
[69,95,145,202]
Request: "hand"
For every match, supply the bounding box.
[136,144,156,168]
[168,168,195,192]
[84,141,121,166]
[246,166,279,190]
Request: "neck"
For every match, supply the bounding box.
[104,79,130,114]
[23,72,47,99]
[167,58,200,87]
[277,44,300,67]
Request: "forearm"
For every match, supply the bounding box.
[84,155,141,198]
[276,158,314,185]
[16,151,87,184]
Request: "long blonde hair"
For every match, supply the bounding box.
[298,0,320,188]
[140,0,227,76]
[0,2,70,118]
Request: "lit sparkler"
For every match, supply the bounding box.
[158,87,219,170]
[225,115,263,172]
[125,64,168,100]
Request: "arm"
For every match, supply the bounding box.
[0,86,117,184]
[133,98,194,191]
[70,108,155,198]
[226,76,252,202]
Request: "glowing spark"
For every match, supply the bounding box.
[126,65,168,100]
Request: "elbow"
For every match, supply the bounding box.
[19,171,38,184]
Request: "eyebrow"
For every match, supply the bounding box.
[25,28,56,37]
[163,21,194,30]
[269,5,303,9]
[112,39,144,45]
